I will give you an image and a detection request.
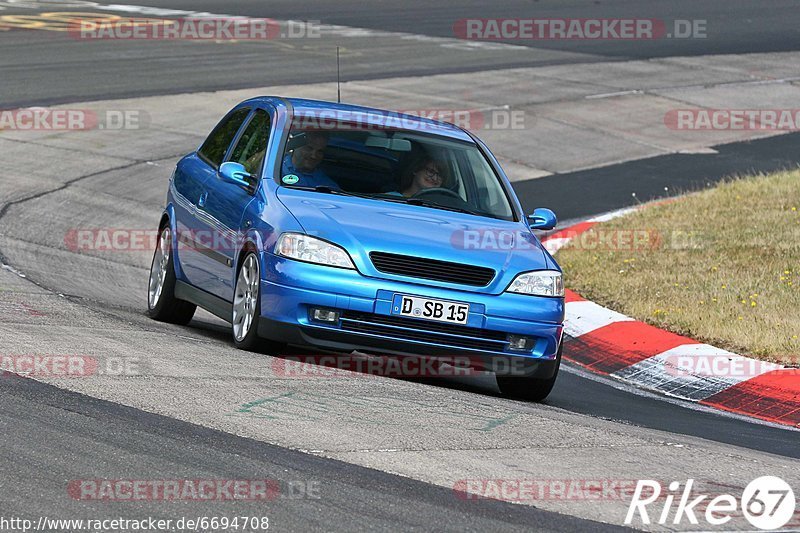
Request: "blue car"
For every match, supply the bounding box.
[147,97,565,400]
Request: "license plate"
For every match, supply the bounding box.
[391,294,470,325]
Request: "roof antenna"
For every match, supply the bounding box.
[336,46,341,103]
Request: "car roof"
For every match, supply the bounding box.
[246,96,475,143]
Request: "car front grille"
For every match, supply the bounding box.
[369,252,495,286]
[340,311,509,352]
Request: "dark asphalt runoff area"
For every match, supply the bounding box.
[2,1,800,531]
[517,131,800,221]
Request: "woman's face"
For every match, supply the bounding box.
[412,162,443,191]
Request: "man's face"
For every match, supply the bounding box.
[292,135,327,173]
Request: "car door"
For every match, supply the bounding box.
[172,107,251,288]
[174,106,251,289]
[193,107,273,301]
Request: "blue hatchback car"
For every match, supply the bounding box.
[148,97,565,400]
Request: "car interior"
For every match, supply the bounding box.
[283,128,515,221]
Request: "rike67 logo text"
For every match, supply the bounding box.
[626,476,796,530]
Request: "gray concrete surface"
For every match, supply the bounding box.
[4,51,799,179]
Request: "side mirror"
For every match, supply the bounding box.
[528,208,557,231]
[219,162,252,188]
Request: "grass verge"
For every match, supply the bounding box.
[556,169,800,364]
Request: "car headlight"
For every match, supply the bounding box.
[275,233,355,269]
[506,270,563,297]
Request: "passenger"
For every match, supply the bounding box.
[280,131,339,188]
[398,155,449,197]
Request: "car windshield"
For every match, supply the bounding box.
[277,117,516,221]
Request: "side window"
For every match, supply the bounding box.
[228,109,271,176]
[198,108,250,168]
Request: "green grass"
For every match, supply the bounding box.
[556,169,800,364]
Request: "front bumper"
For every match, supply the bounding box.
[259,252,564,376]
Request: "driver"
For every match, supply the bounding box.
[399,155,449,197]
[281,131,339,188]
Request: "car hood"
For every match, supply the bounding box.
[276,187,553,293]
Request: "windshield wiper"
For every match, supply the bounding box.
[293,186,486,217]
[290,185,373,199]
[401,197,480,216]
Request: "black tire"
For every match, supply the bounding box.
[147,225,196,325]
[232,251,284,353]
[496,341,562,402]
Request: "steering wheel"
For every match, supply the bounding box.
[412,187,461,200]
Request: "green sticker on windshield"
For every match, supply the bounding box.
[282,174,299,185]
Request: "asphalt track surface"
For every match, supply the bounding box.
[3,0,800,106]
[1,375,625,532]
[2,1,800,531]
[120,0,800,57]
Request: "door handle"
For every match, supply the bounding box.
[198,191,208,209]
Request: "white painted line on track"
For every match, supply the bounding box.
[560,359,800,432]
[564,300,633,338]
[612,344,776,401]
